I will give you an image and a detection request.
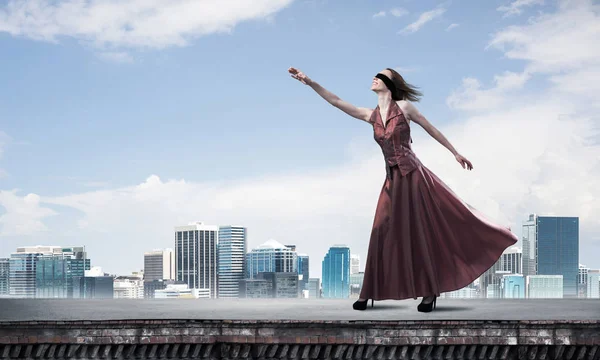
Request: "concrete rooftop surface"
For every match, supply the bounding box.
[1,298,599,322]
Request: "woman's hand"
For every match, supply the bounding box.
[288,67,312,85]
[455,154,473,170]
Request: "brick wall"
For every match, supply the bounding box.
[0,320,599,359]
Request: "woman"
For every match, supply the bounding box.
[288,67,518,312]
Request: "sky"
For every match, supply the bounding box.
[0,0,599,281]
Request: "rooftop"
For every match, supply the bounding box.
[1,298,599,322]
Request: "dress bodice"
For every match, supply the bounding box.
[369,101,420,177]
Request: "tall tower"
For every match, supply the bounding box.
[322,245,350,299]
[522,214,538,277]
[522,214,579,298]
[217,225,247,298]
[175,222,218,298]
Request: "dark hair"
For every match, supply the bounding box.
[386,68,423,102]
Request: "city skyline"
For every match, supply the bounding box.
[0,0,599,282]
[0,212,595,278]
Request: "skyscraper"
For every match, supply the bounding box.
[350,254,360,275]
[217,225,247,298]
[35,247,90,298]
[322,245,350,299]
[9,246,88,299]
[522,214,579,298]
[144,249,175,281]
[0,258,9,296]
[297,254,309,293]
[522,214,537,277]
[175,222,218,298]
[246,240,297,279]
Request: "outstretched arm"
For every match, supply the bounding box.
[401,101,473,170]
[289,67,372,122]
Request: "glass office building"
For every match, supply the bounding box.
[217,225,247,298]
[175,222,218,298]
[522,214,579,298]
[35,247,91,298]
[246,240,297,279]
[322,245,350,299]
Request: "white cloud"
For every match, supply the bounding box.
[0,0,294,50]
[446,71,531,111]
[390,8,409,18]
[0,191,57,236]
[394,66,418,73]
[398,7,446,35]
[488,1,600,74]
[97,51,134,64]
[497,0,544,17]
[446,23,459,31]
[373,8,407,19]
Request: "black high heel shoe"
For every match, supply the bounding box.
[352,299,374,311]
[417,296,437,313]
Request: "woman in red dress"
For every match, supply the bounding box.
[288,67,518,312]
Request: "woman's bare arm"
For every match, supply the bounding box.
[289,67,372,122]
[308,80,372,122]
[400,101,473,170]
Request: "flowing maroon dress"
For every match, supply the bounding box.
[359,101,518,301]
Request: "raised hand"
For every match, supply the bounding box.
[288,67,312,85]
[455,154,473,170]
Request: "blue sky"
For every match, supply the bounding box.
[1,0,599,279]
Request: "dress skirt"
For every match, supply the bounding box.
[359,163,518,300]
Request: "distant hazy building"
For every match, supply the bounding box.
[246,240,297,279]
[73,267,114,300]
[113,275,144,299]
[350,254,360,275]
[578,264,589,298]
[155,284,210,299]
[217,225,247,298]
[297,254,309,294]
[35,247,90,299]
[502,274,525,299]
[322,245,350,299]
[175,222,218,298]
[527,275,563,298]
[308,278,321,299]
[443,287,478,299]
[144,279,185,299]
[239,279,273,298]
[588,270,600,299]
[0,258,9,296]
[522,214,579,298]
[259,272,298,298]
[144,249,175,281]
[349,272,364,298]
[480,247,522,299]
[9,246,89,299]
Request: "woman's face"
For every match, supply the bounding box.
[371,69,393,92]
